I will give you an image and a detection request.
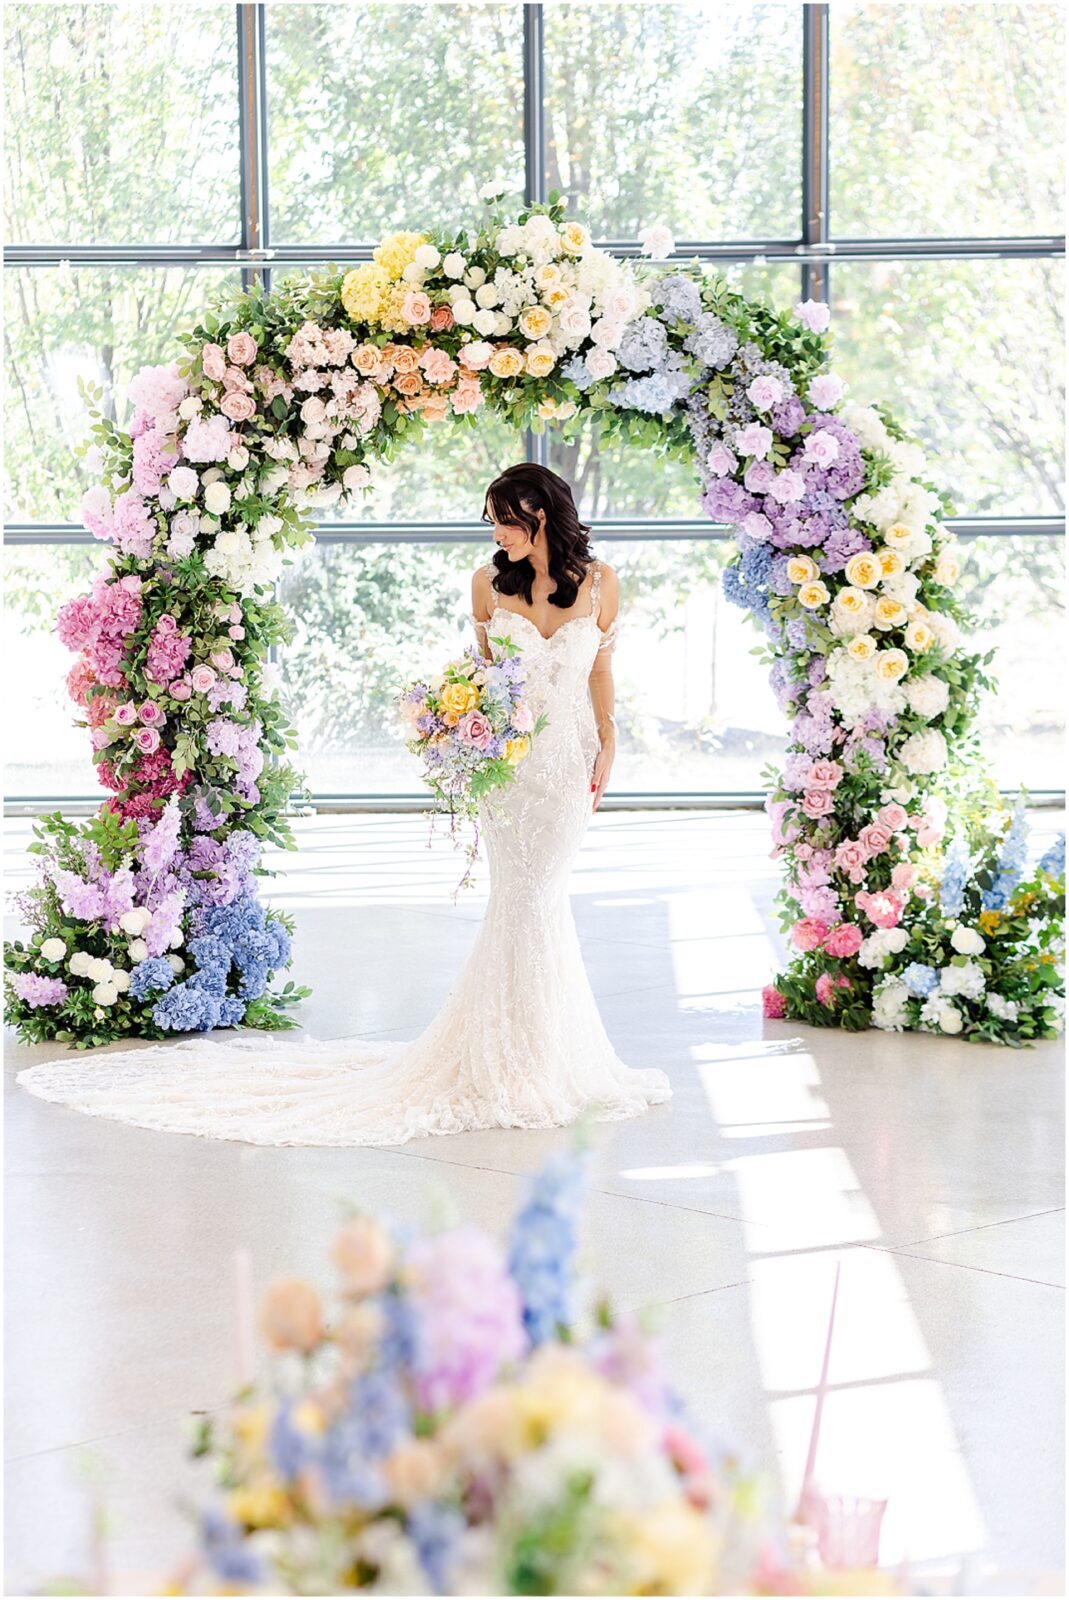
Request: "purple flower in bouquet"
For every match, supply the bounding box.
[406,1225,527,1412]
[771,393,807,436]
[12,972,69,1007]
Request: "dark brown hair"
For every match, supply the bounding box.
[481,463,593,608]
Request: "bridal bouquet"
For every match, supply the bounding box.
[166,1153,894,1597]
[399,633,547,891]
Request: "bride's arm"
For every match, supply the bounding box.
[588,564,621,812]
[470,566,493,660]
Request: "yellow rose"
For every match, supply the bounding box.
[884,522,917,551]
[341,263,389,322]
[534,263,563,289]
[847,633,877,661]
[844,552,879,589]
[525,343,556,377]
[905,618,934,651]
[935,549,960,584]
[873,596,907,630]
[505,736,530,765]
[488,347,525,379]
[518,305,553,340]
[834,585,868,614]
[439,681,479,723]
[875,648,909,681]
[613,1502,720,1596]
[558,220,591,255]
[372,230,427,279]
[786,554,819,584]
[798,580,831,610]
[875,546,903,576]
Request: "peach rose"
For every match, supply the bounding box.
[419,392,450,423]
[429,304,455,332]
[393,371,422,396]
[223,364,253,391]
[401,291,432,326]
[386,343,420,374]
[381,1440,445,1507]
[220,389,257,422]
[450,379,484,415]
[419,346,457,386]
[259,1278,323,1353]
[331,1216,394,1296]
[351,343,383,376]
[201,342,227,381]
[226,331,259,366]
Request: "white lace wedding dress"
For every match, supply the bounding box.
[16,558,672,1147]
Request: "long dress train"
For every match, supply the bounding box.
[15,559,673,1146]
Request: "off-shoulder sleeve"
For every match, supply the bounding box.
[595,615,620,654]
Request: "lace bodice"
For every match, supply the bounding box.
[469,556,620,665]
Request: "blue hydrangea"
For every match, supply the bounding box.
[683,312,738,370]
[982,799,1030,910]
[270,1400,320,1481]
[128,956,175,999]
[902,962,940,997]
[561,353,597,392]
[152,982,222,1033]
[408,1502,465,1593]
[722,542,775,630]
[508,1151,587,1345]
[616,316,669,373]
[610,371,684,416]
[200,1508,265,1585]
[653,273,703,325]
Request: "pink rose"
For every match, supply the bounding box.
[747,374,785,410]
[228,625,245,640]
[858,822,893,856]
[794,842,813,861]
[420,346,457,386]
[855,889,904,929]
[429,305,455,332]
[114,703,138,727]
[458,341,493,372]
[795,298,832,334]
[138,701,165,726]
[201,342,227,381]
[707,440,738,476]
[457,709,494,750]
[891,862,916,891]
[226,331,259,367]
[156,612,178,634]
[401,291,432,326]
[170,679,192,702]
[802,788,835,820]
[877,803,909,832]
[914,882,934,899]
[511,703,534,734]
[220,389,257,422]
[823,921,863,958]
[833,839,871,883]
[190,665,217,693]
[134,727,161,754]
[809,760,843,789]
[790,917,830,952]
[229,603,242,622]
[211,648,235,671]
[90,726,112,751]
[762,985,788,1019]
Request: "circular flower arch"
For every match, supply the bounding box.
[4,192,1064,1048]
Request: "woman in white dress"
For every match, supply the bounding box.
[16,464,672,1146]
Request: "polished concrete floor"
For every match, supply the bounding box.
[4,810,1065,1594]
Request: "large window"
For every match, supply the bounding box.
[4,3,1064,805]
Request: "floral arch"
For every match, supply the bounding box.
[5,193,1064,1048]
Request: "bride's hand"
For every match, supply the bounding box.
[591,735,615,812]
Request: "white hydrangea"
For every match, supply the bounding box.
[872,978,911,1031]
[825,647,908,726]
[926,612,962,652]
[887,438,928,479]
[882,571,921,607]
[920,992,964,1033]
[986,992,1019,1022]
[904,674,950,721]
[899,727,948,774]
[938,960,986,1000]
[840,402,891,452]
[858,926,909,968]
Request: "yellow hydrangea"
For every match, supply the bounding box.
[227,1480,291,1529]
[341,262,390,323]
[373,230,429,279]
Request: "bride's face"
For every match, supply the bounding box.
[491,501,545,560]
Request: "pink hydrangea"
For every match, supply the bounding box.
[57,574,143,687]
[406,1226,526,1412]
[127,361,188,425]
[110,490,156,558]
[182,413,233,463]
[132,425,180,495]
[855,889,904,928]
[145,619,192,685]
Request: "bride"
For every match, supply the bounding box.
[16,463,672,1147]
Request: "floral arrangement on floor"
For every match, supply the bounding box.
[3,185,1062,1044]
[162,1154,894,1597]
[400,631,548,893]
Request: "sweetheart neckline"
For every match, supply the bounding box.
[489,605,598,645]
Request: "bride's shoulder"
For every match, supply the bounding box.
[591,558,619,596]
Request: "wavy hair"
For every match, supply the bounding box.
[481,463,593,608]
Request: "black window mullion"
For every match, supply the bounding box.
[802,1,830,303]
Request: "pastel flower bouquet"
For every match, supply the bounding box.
[399,633,548,892]
[162,1154,892,1597]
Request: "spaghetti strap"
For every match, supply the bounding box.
[590,558,602,619]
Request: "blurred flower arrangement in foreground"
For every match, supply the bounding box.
[148,1154,896,1597]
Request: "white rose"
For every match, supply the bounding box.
[938,1005,964,1034]
[227,445,250,471]
[167,954,186,974]
[474,283,500,308]
[40,937,67,962]
[168,465,199,500]
[589,316,624,349]
[91,981,118,1006]
[463,266,487,289]
[950,926,986,956]
[178,395,202,420]
[413,243,440,270]
[584,347,617,381]
[127,938,149,963]
[442,251,466,279]
[68,951,93,977]
[86,957,114,983]
[119,907,152,936]
[111,969,131,993]
[169,927,185,948]
[883,927,908,954]
[899,727,948,775]
[204,480,232,516]
[451,299,476,326]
